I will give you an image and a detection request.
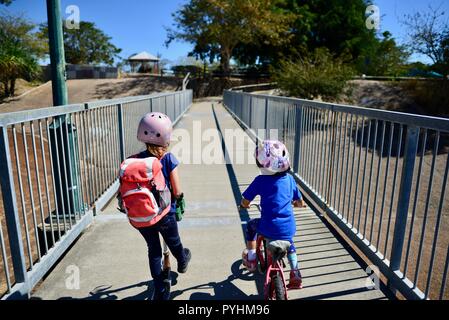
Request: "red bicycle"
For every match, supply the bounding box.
[240,204,291,300]
[257,235,291,300]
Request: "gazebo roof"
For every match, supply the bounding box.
[128,51,160,61]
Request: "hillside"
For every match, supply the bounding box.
[257,80,441,117]
[0,76,180,114]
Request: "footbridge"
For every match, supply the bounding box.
[0,89,448,300]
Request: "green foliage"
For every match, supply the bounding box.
[433,33,449,76]
[0,12,41,97]
[0,11,47,59]
[172,65,203,77]
[273,48,354,100]
[38,21,122,66]
[0,0,14,5]
[166,0,294,74]
[297,0,375,59]
[234,0,379,70]
[357,31,410,76]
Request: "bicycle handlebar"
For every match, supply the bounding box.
[237,203,261,211]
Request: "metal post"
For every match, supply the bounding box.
[264,98,269,140]
[248,96,252,129]
[117,104,126,162]
[46,0,68,106]
[389,126,419,284]
[47,0,82,220]
[0,127,28,291]
[293,105,303,173]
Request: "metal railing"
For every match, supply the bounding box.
[0,90,193,299]
[223,90,449,300]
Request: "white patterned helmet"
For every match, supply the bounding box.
[255,140,291,175]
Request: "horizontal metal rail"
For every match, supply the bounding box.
[223,90,449,300]
[0,90,193,299]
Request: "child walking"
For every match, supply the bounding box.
[120,112,191,300]
[240,140,305,289]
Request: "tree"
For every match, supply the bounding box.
[273,48,354,100]
[232,0,380,70]
[0,40,39,96]
[357,31,410,76]
[0,12,42,97]
[38,21,122,65]
[299,0,376,59]
[166,0,294,75]
[402,5,449,76]
[0,0,14,5]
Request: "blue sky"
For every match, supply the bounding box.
[374,0,449,63]
[3,0,449,65]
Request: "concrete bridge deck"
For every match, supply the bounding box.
[31,99,390,300]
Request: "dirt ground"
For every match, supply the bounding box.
[261,80,432,117]
[343,80,426,115]
[0,76,180,114]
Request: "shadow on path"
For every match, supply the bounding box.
[211,103,264,297]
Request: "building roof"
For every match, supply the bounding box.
[128,51,160,61]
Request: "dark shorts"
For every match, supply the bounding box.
[245,218,296,254]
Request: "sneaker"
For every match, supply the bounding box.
[287,270,303,290]
[177,248,191,273]
[242,249,257,272]
[161,267,171,288]
[152,287,170,301]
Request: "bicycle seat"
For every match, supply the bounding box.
[266,240,291,260]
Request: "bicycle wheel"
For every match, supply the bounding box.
[273,274,286,300]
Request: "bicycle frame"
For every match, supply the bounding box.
[240,203,289,300]
[256,235,289,300]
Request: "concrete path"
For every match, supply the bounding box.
[31,99,389,300]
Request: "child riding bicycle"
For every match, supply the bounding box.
[119,112,191,300]
[240,140,305,290]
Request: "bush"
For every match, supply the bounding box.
[273,48,354,101]
[400,79,449,117]
[171,65,203,78]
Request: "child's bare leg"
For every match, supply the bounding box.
[247,240,256,251]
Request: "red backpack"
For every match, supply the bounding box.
[118,157,171,228]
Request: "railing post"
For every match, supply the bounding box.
[0,126,28,293]
[389,126,419,288]
[264,98,269,139]
[117,104,125,162]
[248,96,252,129]
[293,104,303,173]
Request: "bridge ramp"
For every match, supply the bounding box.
[31,100,388,300]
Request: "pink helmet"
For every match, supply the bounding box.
[255,140,291,175]
[137,112,173,147]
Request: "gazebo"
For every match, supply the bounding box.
[127,51,160,74]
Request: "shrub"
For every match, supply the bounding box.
[273,48,354,101]
[400,79,449,117]
[171,65,203,78]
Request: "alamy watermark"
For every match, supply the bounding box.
[65,264,80,290]
[365,5,380,30]
[365,264,380,290]
[65,5,80,30]
[169,121,280,165]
